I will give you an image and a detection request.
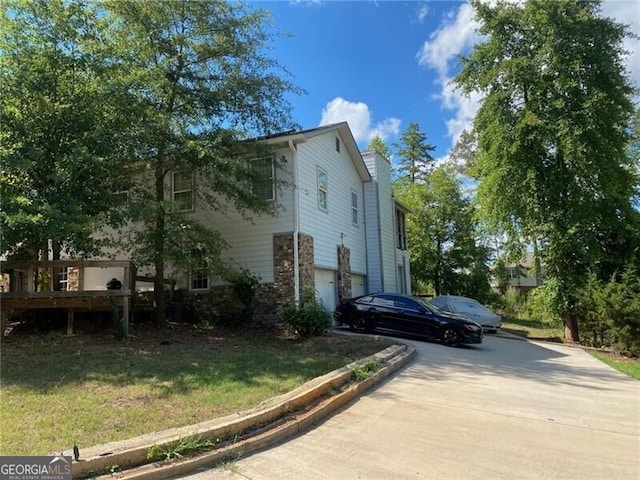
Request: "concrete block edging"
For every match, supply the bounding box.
[73,343,416,480]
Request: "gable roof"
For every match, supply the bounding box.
[262,122,371,182]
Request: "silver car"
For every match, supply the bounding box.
[429,295,502,333]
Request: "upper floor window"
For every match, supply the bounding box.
[317,167,328,211]
[508,267,521,280]
[396,208,407,250]
[172,171,194,211]
[251,157,275,201]
[351,190,358,225]
[335,137,341,153]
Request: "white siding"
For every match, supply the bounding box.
[183,147,295,284]
[296,134,367,275]
[364,180,381,292]
[363,151,397,293]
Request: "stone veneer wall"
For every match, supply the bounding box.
[273,232,315,303]
[175,233,316,327]
[297,233,315,297]
[337,245,351,300]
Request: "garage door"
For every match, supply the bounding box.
[314,268,336,311]
[351,274,366,298]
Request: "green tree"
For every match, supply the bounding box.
[394,122,436,183]
[398,164,491,299]
[454,0,637,341]
[0,0,132,267]
[366,135,392,160]
[449,129,477,175]
[105,0,300,321]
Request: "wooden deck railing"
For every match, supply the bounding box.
[1,260,137,336]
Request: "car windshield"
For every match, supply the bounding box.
[460,299,490,312]
[413,297,442,314]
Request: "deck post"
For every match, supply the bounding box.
[122,295,130,337]
[67,309,74,336]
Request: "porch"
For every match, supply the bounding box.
[1,260,140,336]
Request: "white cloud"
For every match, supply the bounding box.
[444,87,483,148]
[289,0,323,5]
[319,97,401,144]
[415,4,429,25]
[416,2,480,79]
[420,0,640,154]
[416,2,483,150]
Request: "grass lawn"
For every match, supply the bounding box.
[0,321,395,456]
[590,352,640,381]
[500,316,640,380]
[500,316,564,342]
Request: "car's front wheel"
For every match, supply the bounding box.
[350,313,373,333]
[441,326,462,346]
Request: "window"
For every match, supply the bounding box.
[172,171,194,211]
[113,190,129,204]
[351,191,358,225]
[191,256,209,290]
[317,167,328,211]
[58,267,69,291]
[372,295,395,307]
[508,267,520,280]
[396,208,407,250]
[335,137,341,153]
[395,297,419,311]
[251,157,275,201]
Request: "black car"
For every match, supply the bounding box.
[335,293,483,346]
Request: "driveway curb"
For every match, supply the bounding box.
[72,342,415,480]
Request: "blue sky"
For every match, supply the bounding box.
[254,0,640,164]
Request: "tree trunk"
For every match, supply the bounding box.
[434,238,442,296]
[52,240,61,291]
[564,312,580,343]
[153,167,166,323]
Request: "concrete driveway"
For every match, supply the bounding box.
[184,333,640,480]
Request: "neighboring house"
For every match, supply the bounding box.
[116,122,410,314]
[491,252,542,294]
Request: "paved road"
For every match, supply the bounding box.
[184,333,640,480]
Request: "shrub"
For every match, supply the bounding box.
[278,288,332,338]
[501,287,525,317]
[576,267,640,356]
[522,282,562,326]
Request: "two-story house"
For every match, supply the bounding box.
[0,122,409,331]
[167,121,410,313]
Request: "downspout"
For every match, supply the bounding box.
[288,140,300,305]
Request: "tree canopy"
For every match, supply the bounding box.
[454,0,638,340]
[394,122,435,184]
[366,135,392,160]
[1,0,301,320]
[397,164,491,300]
[0,0,132,262]
[104,0,300,319]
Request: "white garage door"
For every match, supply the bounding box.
[314,268,336,311]
[351,274,366,298]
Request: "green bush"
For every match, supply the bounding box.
[576,267,640,356]
[278,288,332,338]
[501,287,525,317]
[522,282,562,326]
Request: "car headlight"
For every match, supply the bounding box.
[463,323,481,331]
